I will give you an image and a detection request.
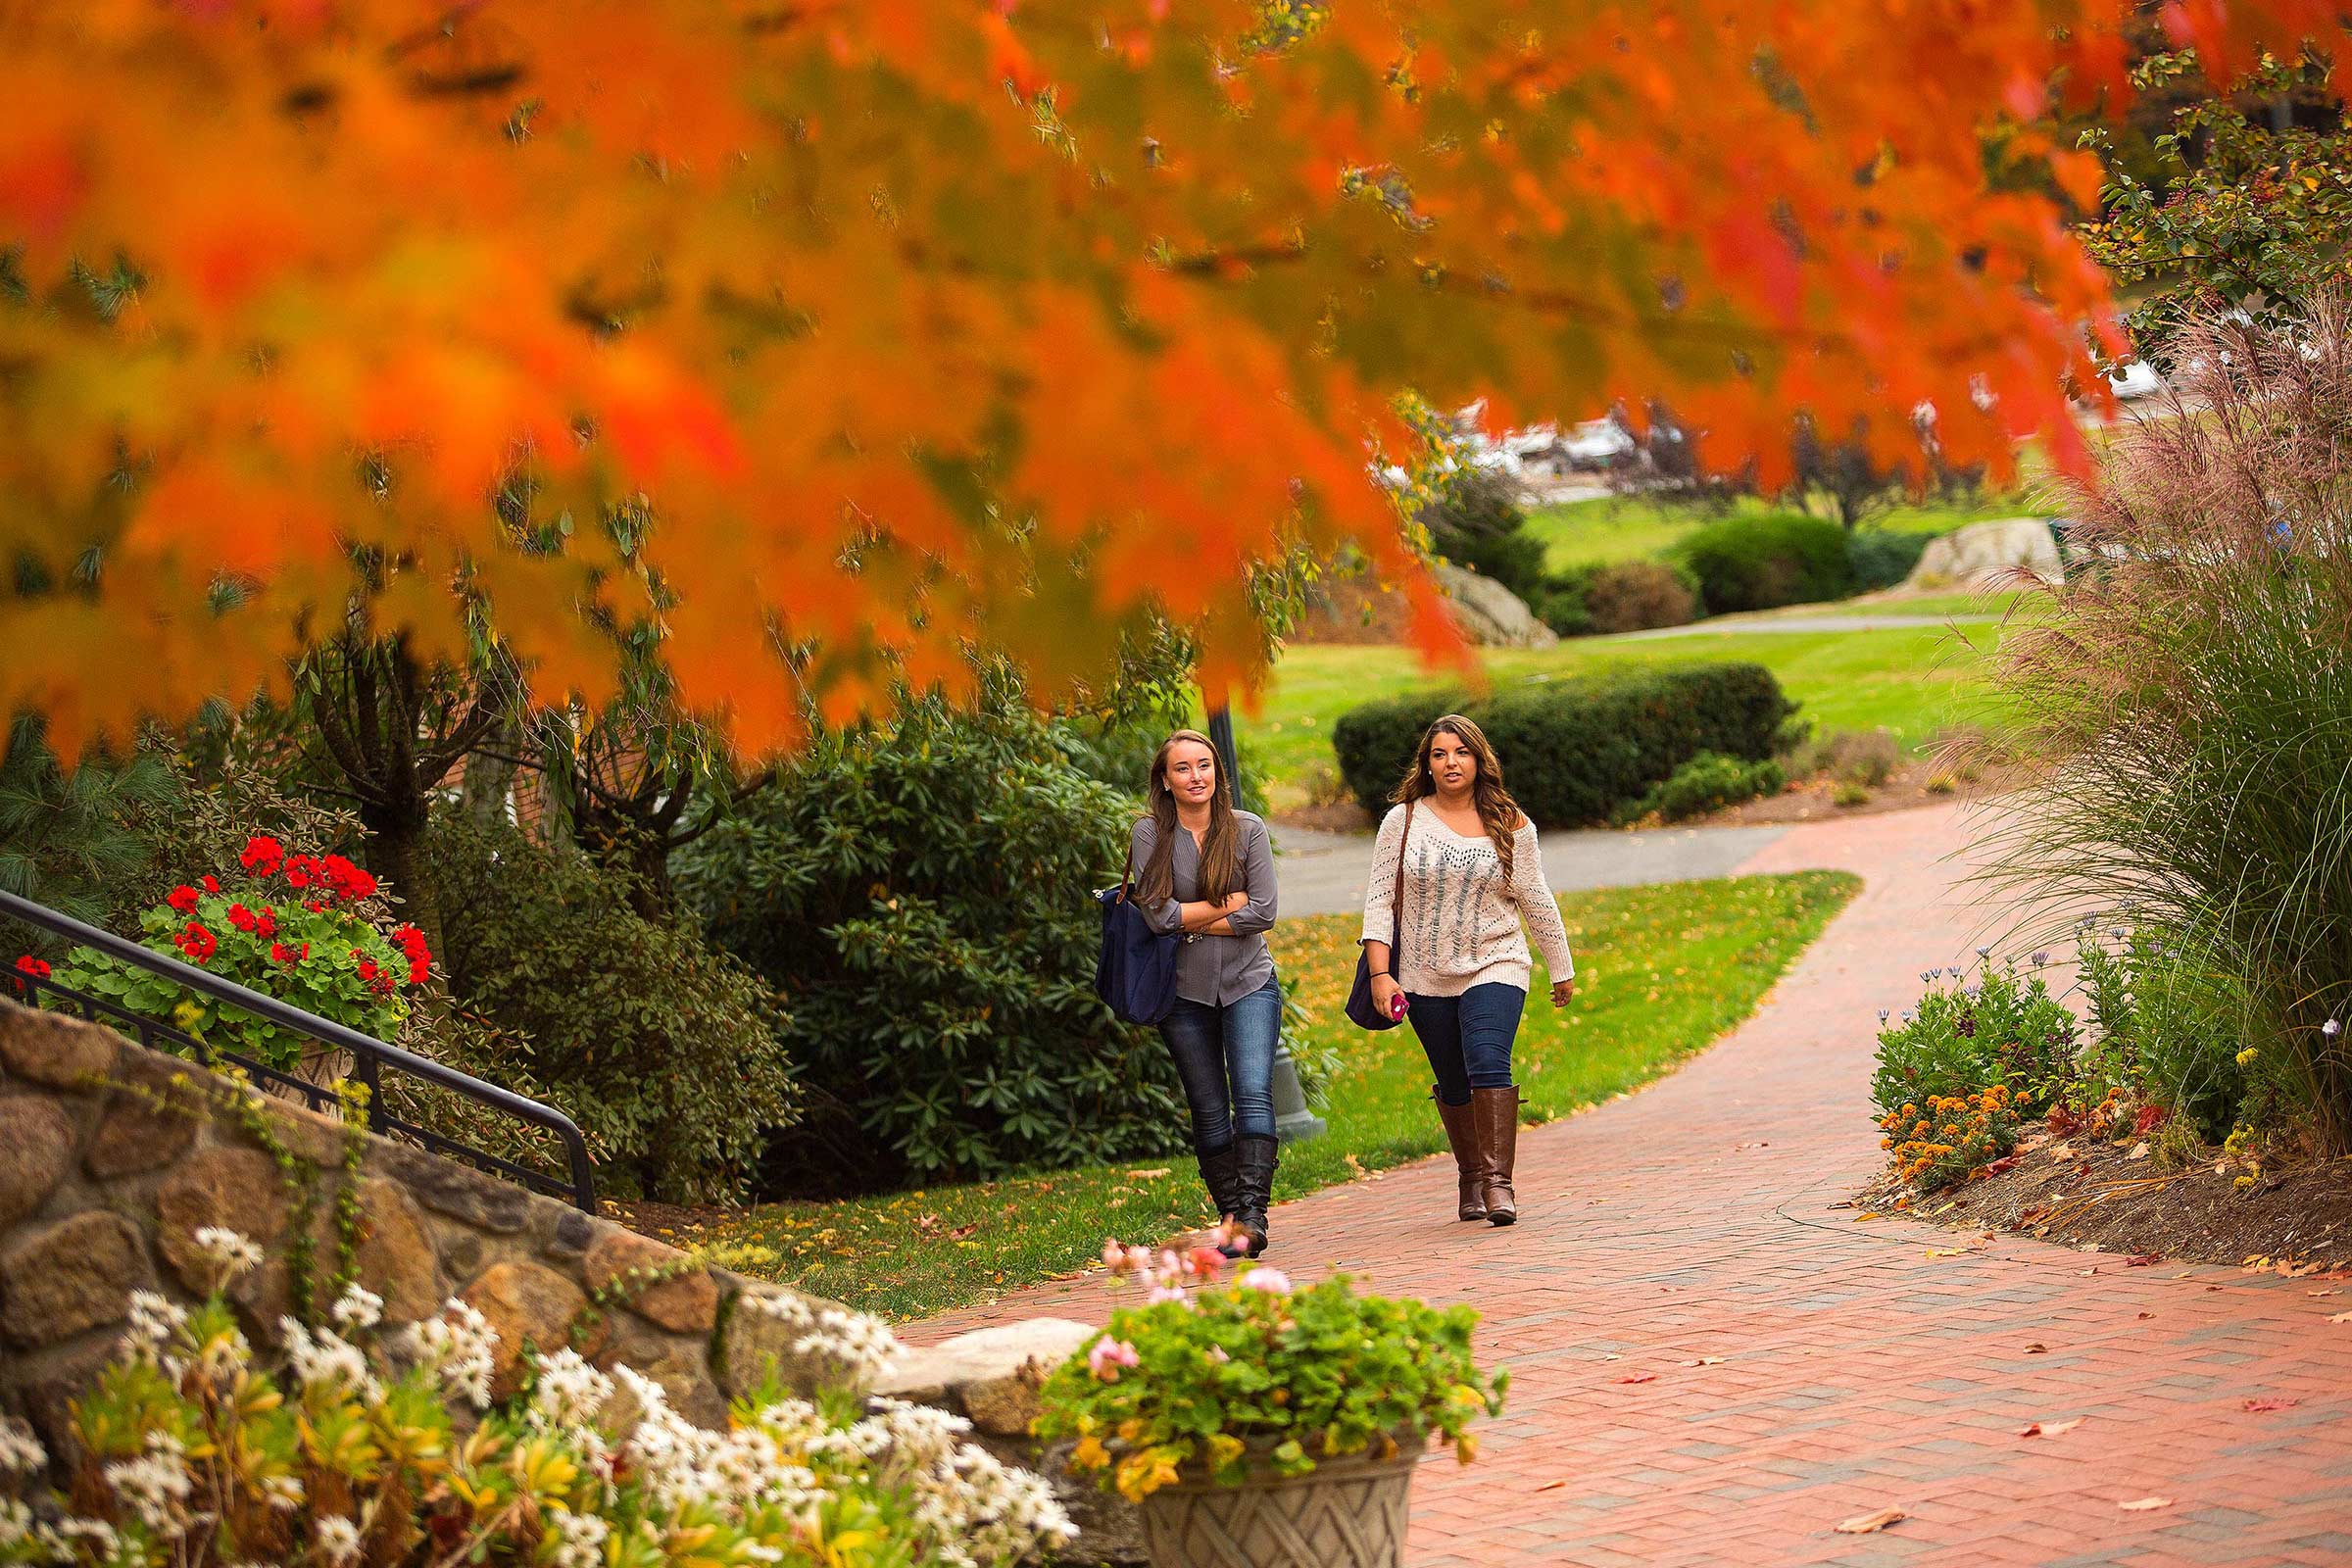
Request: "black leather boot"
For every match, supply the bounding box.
[1233,1133,1280,1258]
[1195,1142,1246,1256]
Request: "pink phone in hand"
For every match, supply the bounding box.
[1388,991,1409,1020]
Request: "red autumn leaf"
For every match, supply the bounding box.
[2242,1396,2299,1412]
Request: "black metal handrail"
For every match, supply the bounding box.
[1,890,596,1210]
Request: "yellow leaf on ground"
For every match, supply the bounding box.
[2118,1497,2174,1512]
[1835,1508,1906,1535]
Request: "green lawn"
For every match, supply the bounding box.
[699,872,1858,1320]
[1524,492,2036,572]
[1231,625,2015,811]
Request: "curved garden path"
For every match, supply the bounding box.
[912,805,2352,1566]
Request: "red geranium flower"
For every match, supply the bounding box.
[166,885,200,914]
[270,940,309,966]
[305,900,326,914]
[15,956,49,979]
[357,956,381,982]
[201,874,220,895]
[283,856,316,891]
[320,855,377,902]
[255,907,277,939]
[240,836,284,876]
[226,904,259,933]
[176,923,218,963]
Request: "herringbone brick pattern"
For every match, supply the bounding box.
[914,807,2352,1566]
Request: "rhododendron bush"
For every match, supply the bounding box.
[29,836,431,1071]
[6,1,2346,755]
[0,1231,1072,1568]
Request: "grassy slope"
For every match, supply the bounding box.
[1233,624,2014,809]
[1523,493,2037,572]
[702,872,1857,1321]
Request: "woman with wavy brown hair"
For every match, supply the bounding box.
[1360,713,1573,1225]
[1130,729,1282,1256]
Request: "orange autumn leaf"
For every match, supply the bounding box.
[2,0,2345,751]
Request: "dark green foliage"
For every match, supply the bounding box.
[0,719,181,930]
[425,817,803,1204]
[1423,467,1548,602]
[1870,956,2081,1118]
[1672,512,1857,613]
[1620,752,1784,824]
[1533,568,1596,637]
[1328,664,1795,827]
[680,696,1188,1193]
[1846,529,1940,591]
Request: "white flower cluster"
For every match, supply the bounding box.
[190,1226,265,1285]
[395,1298,497,1408]
[279,1318,377,1399]
[858,1398,1077,1568]
[327,1284,383,1335]
[122,1290,188,1373]
[741,1291,901,1383]
[0,1417,43,1476]
[544,1507,609,1568]
[314,1513,362,1566]
[103,1432,194,1538]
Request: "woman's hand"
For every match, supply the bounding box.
[1370,973,1403,1014]
[1218,889,1250,915]
[1549,978,1575,1008]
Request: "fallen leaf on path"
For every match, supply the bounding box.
[1688,1356,1727,1366]
[2077,1267,2101,1276]
[1984,1154,2020,1176]
[2018,1418,2083,1439]
[2242,1397,2299,1412]
[1835,1508,1906,1535]
[1926,1247,1974,1259]
[2126,1253,2162,1267]
[1535,1480,1568,1493]
[1852,1211,1885,1222]
[2310,1289,2340,1298]
[2023,1343,2048,1354]
[2128,1141,2149,1160]
[2329,1310,2352,1324]
[2137,1312,2155,1320]
[2051,1144,2076,1161]
[1616,1375,1656,1385]
[2118,1497,2174,1512]
[1125,1168,1170,1180]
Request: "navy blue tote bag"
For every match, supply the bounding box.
[1096,848,1180,1025]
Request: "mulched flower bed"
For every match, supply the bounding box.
[1855,1130,2352,1274]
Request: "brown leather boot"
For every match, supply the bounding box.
[1470,1087,1522,1226]
[1433,1089,1487,1222]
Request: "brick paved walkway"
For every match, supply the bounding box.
[914,805,2352,1566]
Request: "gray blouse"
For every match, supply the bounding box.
[1128,811,1279,1006]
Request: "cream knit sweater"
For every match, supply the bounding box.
[1360,803,1575,998]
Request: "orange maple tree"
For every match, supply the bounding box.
[0,0,2335,755]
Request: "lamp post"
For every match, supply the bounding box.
[1204,703,1327,1145]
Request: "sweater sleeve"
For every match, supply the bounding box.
[1129,817,1184,935]
[1225,816,1279,936]
[1510,821,1575,980]
[1360,805,1405,948]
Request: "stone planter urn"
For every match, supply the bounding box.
[1135,1437,1420,1568]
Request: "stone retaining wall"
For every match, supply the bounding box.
[0,1000,839,1466]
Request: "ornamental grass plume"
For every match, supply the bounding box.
[1973,295,2352,1153]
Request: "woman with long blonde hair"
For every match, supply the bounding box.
[1360,714,1573,1225]
[1130,729,1282,1256]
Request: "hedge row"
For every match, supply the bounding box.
[1329,663,1798,827]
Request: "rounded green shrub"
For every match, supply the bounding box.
[680,695,1187,1193]
[1621,752,1785,823]
[424,816,803,1203]
[1581,561,1701,634]
[1673,512,1857,613]
[1846,528,1941,591]
[1328,664,1796,826]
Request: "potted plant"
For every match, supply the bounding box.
[1033,1241,1504,1568]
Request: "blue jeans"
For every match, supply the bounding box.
[1157,976,1282,1148]
[1407,983,1526,1104]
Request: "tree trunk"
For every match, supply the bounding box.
[363,799,443,963]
